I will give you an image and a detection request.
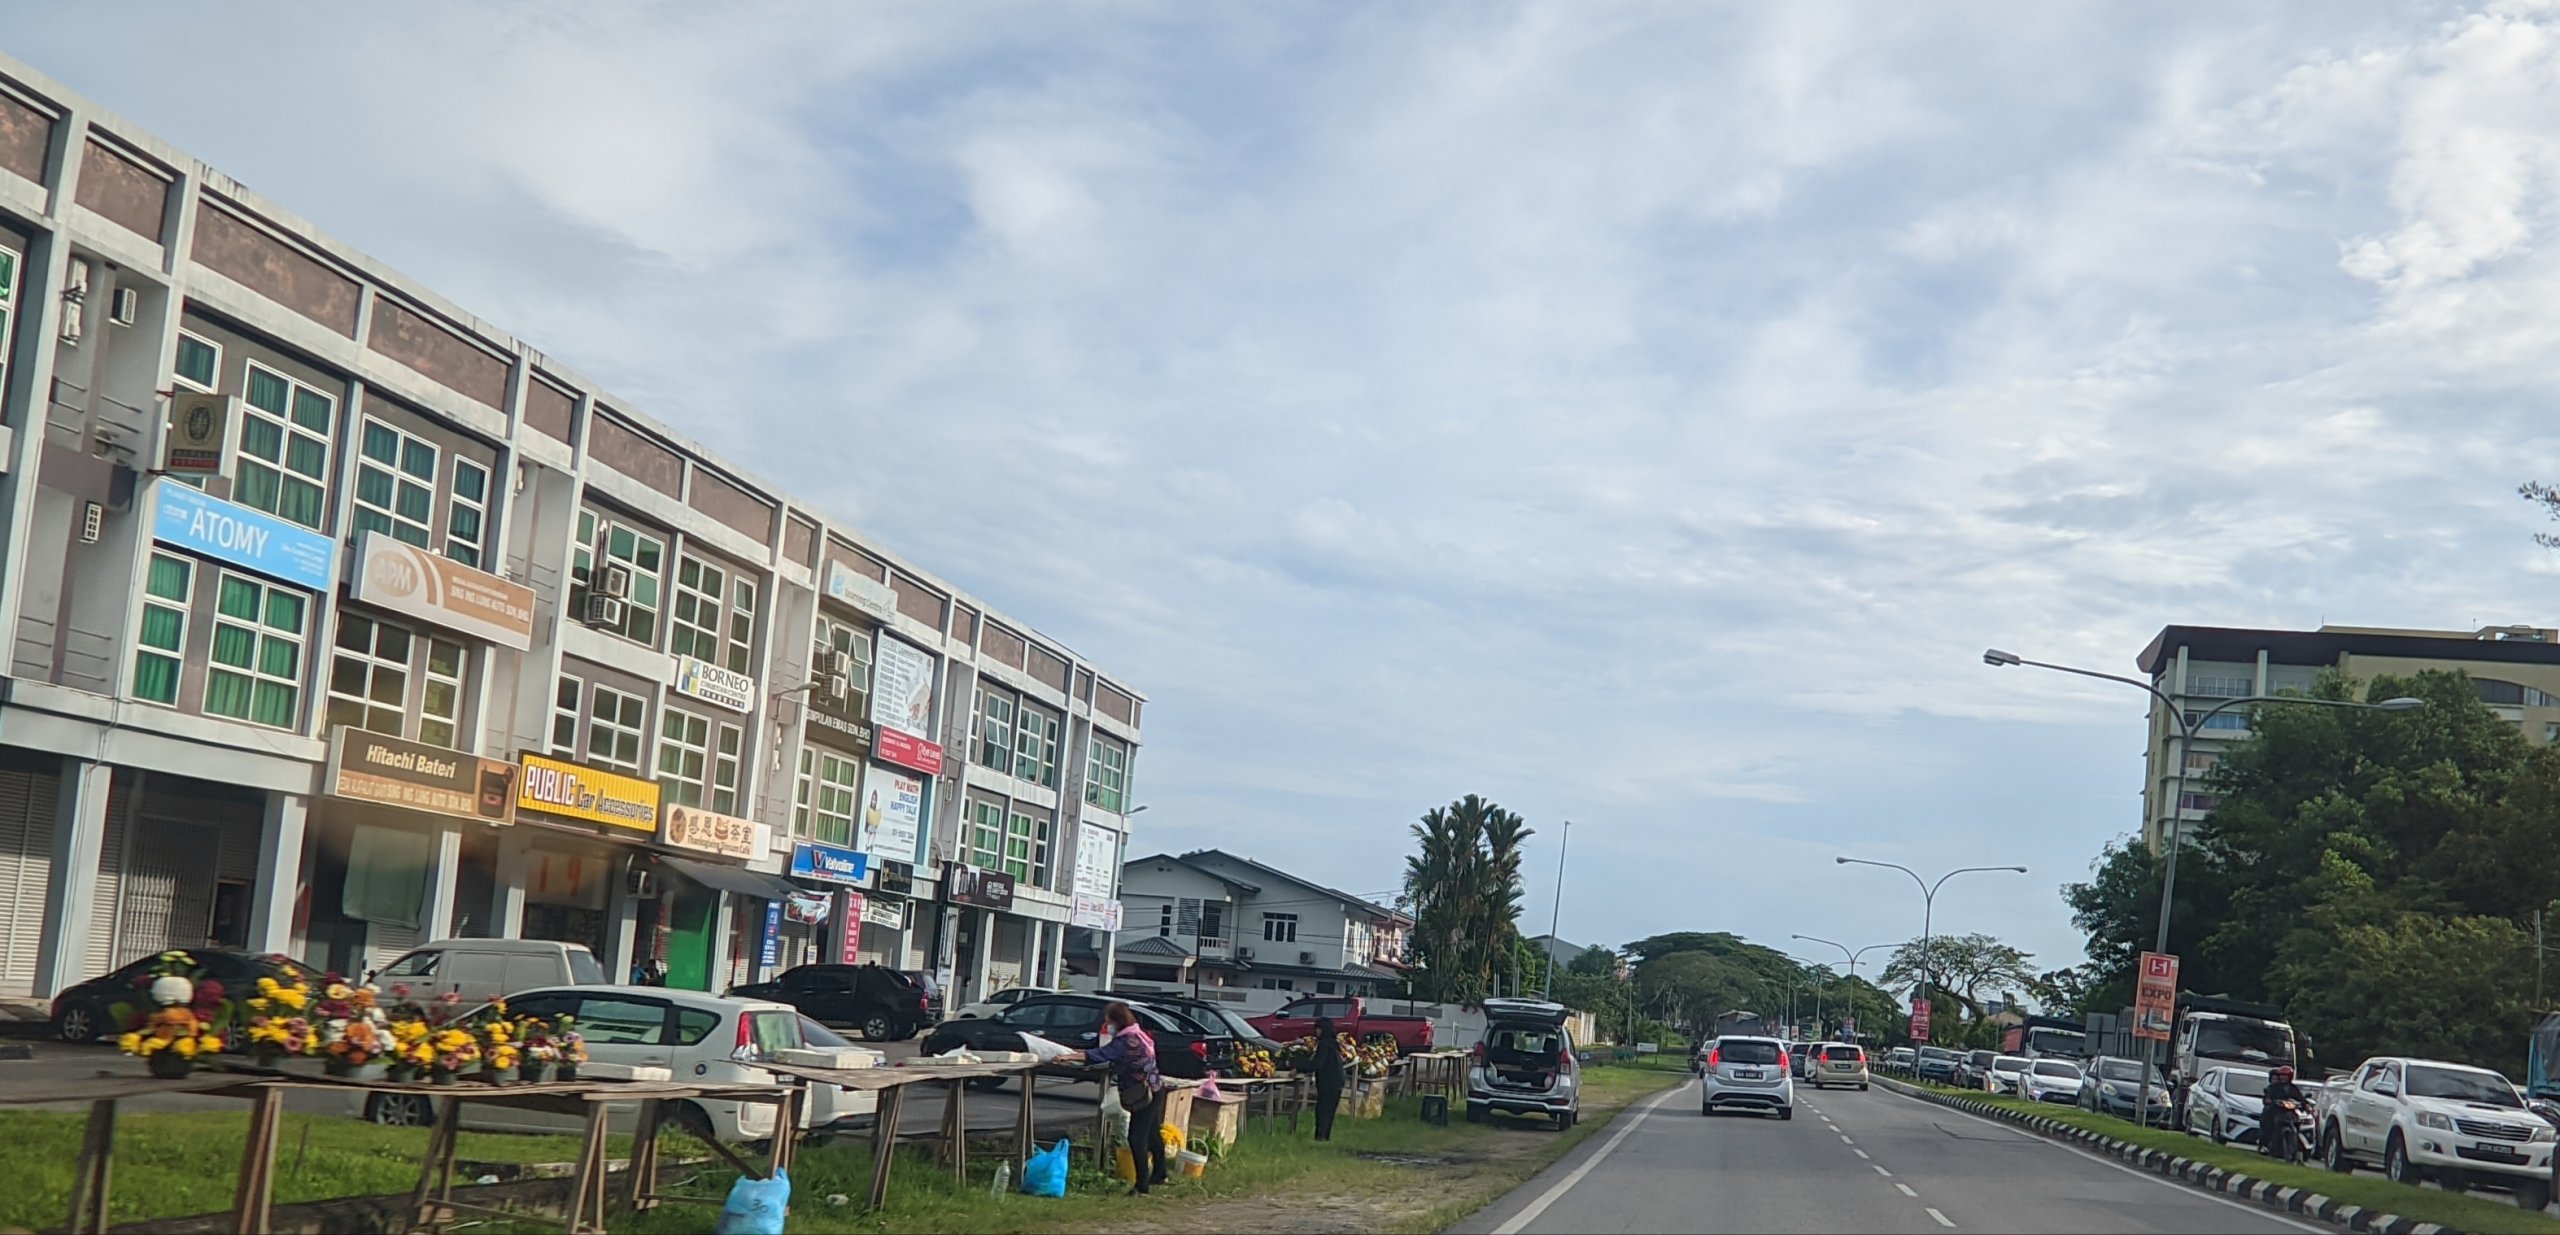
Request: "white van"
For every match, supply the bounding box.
[373,939,608,1004]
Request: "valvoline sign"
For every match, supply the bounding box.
[789,840,868,885]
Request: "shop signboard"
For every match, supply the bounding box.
[1070,893,1111,929]
[154,481,335,591]
[327,727,517,825]
[163,390,230,475]
[671,655,754,714]
[858,763,926,865]
[839,891,867,963]
[874,727,943,777]
[945,862,1015,912]
[661,804,757,859]
[823,561,900,623]
[761,901,782,969]
[349,532,536,650]
[788,839,869,886]
[861,896,906,930]
[870,638,936,743]
[2134,951,2180,1042]
[784,890,833,924]
[516,753,661,834]
[1072,824,1118,901]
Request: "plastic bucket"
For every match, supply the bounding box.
[1176,1149,1208,1179]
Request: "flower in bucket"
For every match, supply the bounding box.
[556,1015,588,1065]
[119,953,227,1063]
[430,1027,481,1073]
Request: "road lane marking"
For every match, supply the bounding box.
[1491,1081,1691,1235]
[1926,1207,1955,1228]
[1896,1184,1918,1198]
[1840,1134,1853,1144]
[1854,1149,1871,1159]
[1872,1164,1892,1176]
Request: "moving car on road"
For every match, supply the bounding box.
[1811,1042,1870,1090]
[1701,1035,1795,1119]
[725,964,934,1041]
[2183,1065,2270,1145]
[1466,998,1581,1127]
[2080,1055,2174,1123]
[2315,1056,2554,1208]
[1985,1055,2032,1095]
[1915,1046,1963,1084]
[1884,1046,1917,1072]
[2019,1057,2087,1104]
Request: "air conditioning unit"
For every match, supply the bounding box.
[829,650,856,679]
[626,867,658,897]
[1235,946,1254,961]
[109,287,138,326]
[584,594,626,627]
[599,562,634,599]
[1300,951,1316,966]
[825,673,850,699]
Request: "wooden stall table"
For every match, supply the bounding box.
[0,1070,273,1235]
[761,1058,1042,1213]
[1240,1073,1310,1134]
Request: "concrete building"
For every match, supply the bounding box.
[2134,622,2560,852]
[1100,848,1411,1006]
[0,51,1142,1009]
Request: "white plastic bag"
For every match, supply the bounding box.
[1014,1032,1075,1064]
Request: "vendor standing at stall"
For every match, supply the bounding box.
[1063,1001,1170,1193]
[1312,1015,1346,1142]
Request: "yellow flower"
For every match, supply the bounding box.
[174,1036,198,1058]
[117,1032,141,1054]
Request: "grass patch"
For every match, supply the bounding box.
[1896,1078,2560,1235]
[602,1057,1687,1234]
[0,1108,615,1230]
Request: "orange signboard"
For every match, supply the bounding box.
[2133,951,2179,1042]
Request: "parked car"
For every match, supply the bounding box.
[371,939,608,1006]
[50,949,323,1043]
[1915,1046,1963,1084]
[920,993,1228,1087]
[2080,1055,2173,1122]
[1954,1049,1998,1089]
[725,964,934,1041]
[949,985,1059,1021]
[1247,995,1435,1053]
[363,986,820,1144]
[1985,1055,2032,1095]
[1097,989,1283,1056]
[792,1015,885,1132]
[2315,1056,2554,1208]
[1811,1042,1870,1091]
[1466,998,1581,1127]
[2184,1065,2270,1146]
[1884,1046,1917,1072]
[1701,1035,1795,1119]
[2019,1057,2086,1104]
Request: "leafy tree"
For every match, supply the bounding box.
[2061,836,2226,1008]
[1880,933,2038,1036]
[1400,795,1535,1005]
[2271,852,2536,1077]
[1633,950,1766,1036]
[1567,945,1620,978]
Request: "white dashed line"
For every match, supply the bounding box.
[1839,1134,1853,1144]
[1853,1149,1871,1159]
[1871,1164,1892,1177]
[1896,1184,1918,1198]
[1489,1081,1691,1235]
[1926,1208,1956,1228]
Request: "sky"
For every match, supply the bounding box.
[16,1,2560,991]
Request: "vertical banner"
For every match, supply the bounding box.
[839,890,868,964]
[760,900,783,974]
[1909,997,1931,1044]
[2133,951,2180,1041]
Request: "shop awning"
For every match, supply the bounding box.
[659,855,801,901]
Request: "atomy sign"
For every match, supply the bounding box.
[153,481,334,591]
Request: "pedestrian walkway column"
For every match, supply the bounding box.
[420,825,461,941]
[490,830,528,938]
[35,759,114,997]
[971,910,994,1006]
[1045,920,1066,989]
[245,791,308,959]
[605,852,639,982]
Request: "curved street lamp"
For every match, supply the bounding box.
[1834,859,2026,1037]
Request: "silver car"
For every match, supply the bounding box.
[2184,1065,2270,1145]
[1702,1035,1795,1119]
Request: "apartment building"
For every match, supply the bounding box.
[0,51,1142,1008]
[2134,622,2560,852]
[1104,849,1411,1004]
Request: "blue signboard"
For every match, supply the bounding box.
[760,900,782,970]
[789,840,869,885]
[153,482,335,591]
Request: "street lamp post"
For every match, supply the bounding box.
[1543,820,1573,1000]
[1795,935,1892,1039]
[1835,860,2027,1046]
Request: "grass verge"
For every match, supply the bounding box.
[0,1108,617,1230]
[1897,1078,2560,1235]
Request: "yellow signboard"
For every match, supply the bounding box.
[516,753,660,833]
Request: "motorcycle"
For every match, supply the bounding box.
[2260,1097,2315,1164]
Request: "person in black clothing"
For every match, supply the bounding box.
[2260,1064,2310,1160]
[1312,1015,1347,1142]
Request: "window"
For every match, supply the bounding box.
[551,676,584,755]
[813,617,873,715]
[0,246,16,398]
[2192,711,2250,732]
[1262,913,1299,943]
[2477,679,2560,707]
[2178,792,2219,813]
[1315,981,1336,995]
[328,613,411,735]
[173,331,220,391]
[1085,734,1131,813]
[1198,901,1224,946]
[133,553,192,704]
[203,572,308,729]
[573,996,669,1046]
[352,418,438,548]
[1013,703,1061,786]
[2182,751,2218,773]
[793,749,859,845]
[446,458,489,568]
[2187,675,2252,698]
[659,709,744,813]
[970,798,1007,870]
[418,637,464,747]
[568,508,666,645]
[974,686,1015,771]
[585,683,648,774]
[1158,902,1173,938]
[1001,806,1051,883]
[671,555,756,670]
[1258,978,1295,992]
[234,362,334,531]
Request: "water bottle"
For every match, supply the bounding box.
[993,1160,1011,1198]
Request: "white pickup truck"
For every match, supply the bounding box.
[2313,1055,2555,1209]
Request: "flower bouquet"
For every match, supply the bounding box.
[555,1015,587,1081]
[427,1026,482,1084]
[241,969,315,1068]
[388,1018,431,1083]
[315,982,391,1077]
[476,1001,519,1083]
[117,952,228,1077]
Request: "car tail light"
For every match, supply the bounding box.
[1191,1040,1208,1059]
[1708,1048,1721,1069]
[736,1013,756,1057]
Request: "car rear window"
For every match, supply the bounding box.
[1821,1045,1864,1061]
[2033,1060,2080,1077]
[566,949,607,986]
[1992,1057,2029,1071]
[1720,1039,1782,1065]
[744,1009,804,1058]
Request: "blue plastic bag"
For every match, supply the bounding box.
[715,1167,790,1235]
[1022,1138,1070,1197]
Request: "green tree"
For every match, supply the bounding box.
[1880,933,2038,1038]
[1400,794,1535,1005]
[2061,836,2226,1009]
[1567,945,1620,978]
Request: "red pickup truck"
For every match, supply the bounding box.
[1247,996,1436,1053]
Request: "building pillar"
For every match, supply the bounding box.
[420,825,462,941]
[1045,920,1066,989]
[605,853,639,983]
[709,893,736,991]
[35,759,114,997]
[970,909,994,1005]
[244,791,308,959]
[1101,927,1119,989]
[490,831,528,938]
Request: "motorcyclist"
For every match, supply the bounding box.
[2261,1065,2310,1158]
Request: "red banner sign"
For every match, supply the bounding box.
[2134,951,2179,1042]
[875,727,944,776]
[1909,998,1931,1043]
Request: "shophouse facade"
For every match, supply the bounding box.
[0,51,1142,1006]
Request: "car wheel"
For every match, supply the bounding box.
[2516,1177,2552,1211]
[52,1001,96,1043]
[860,1012,898,1042]
[366,1094,436,1127]
[1779,1106,1794,1121]
[1858,1084,1869,1091]
[672,1102,720,1147]
[2384,1131,2420,1185]
[968,1076,1007,1092]
[2321,1125,2353,1173]
[2209,1117,2224,1145]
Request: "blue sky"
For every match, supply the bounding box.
[19,2,2560,986]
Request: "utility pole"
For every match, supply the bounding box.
[1543,820,1572,1000]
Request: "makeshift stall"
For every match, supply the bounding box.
[762,1058,1044,1212]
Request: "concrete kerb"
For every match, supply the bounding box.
[1870,1076,2459,1235]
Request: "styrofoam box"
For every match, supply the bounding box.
[971,1051,1038,1064]
[580,1063,673,1082]
[776,1047,881,1070]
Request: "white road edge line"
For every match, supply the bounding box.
[1873,1087,2327,1234]
[1491,1080,1692,1235]
[1896,1183,1918,1198]
[1926,1207,1956,1228]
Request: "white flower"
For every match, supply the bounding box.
[149,975,194,1006]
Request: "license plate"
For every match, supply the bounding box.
[1735,1070,1760,1080]
[2474,1142,2524,1161]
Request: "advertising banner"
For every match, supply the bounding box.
[861,896,907,930]
[789,839,868,885]
[784,890,833,924]
[2134,951,2180,1042]
[875,727,943,777]
[761,901,782,969]
[839,891,867,963]
[1071,893,1111,929]
[945,862,1016,911]
[1072,825,1118,900]
[823,561,899,623]
[350,532,536,650]
[163,391,229,475]
[870,638,936,743]
[326,727,516,825]
[515,753,661,833]
[859,763,926,864]
[671,656,755,713]
[1910,998,1932,1044]
[661,804,757,859]
[154,481,335,591]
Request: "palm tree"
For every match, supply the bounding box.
[1402,794,1534,1005]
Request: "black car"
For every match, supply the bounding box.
[920,993,1233,1089]
[1095,989,1278,1073]
[50,949,321,1042]
[726,964,934,1041]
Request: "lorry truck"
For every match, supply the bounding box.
[1247,995,1436,1053]
[2168,992,2299,1088]
[2001,1014,2091,1059]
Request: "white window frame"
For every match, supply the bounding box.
[974,686,1016,772]
[446,457,490,569]
[970,798,1006,870]
[326,613,469,748]
[352,415,439,549]
[234,360,335,532]
[659,708,746,814]
[1013,703,1060,787]
[203,569,309,730]
[1084,733,1129,813]
[172,329,221,394]
[670,555,729,668]
[570,508,667,647]
[132,552,193,705]
[585,682,649,774]
[551,675,584,756]
[814,617,873,715]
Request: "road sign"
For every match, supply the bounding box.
[2134,951,2179,1042]
[1909,997,1931,1043]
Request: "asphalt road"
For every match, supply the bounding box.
[1458,1080,2328,1235]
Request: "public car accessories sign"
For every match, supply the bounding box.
[516,753,661,833]
[350,532,536,650]
[327,727,516,825]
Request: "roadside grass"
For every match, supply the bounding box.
[0,1108,616,1231]
[1898,1078,2560,1235]
[600,1054,1690,1235]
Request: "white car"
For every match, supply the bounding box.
[2183,1065,2270,1145]
[1701,1035,1795,1119]
[1985,1055,2032,1095]
[2018,1057,2086,1104]
[949,985,1059,1021]
[2317,1056,2554,1209]
[365,986,845,1144]
[1809,1042,1870,1090]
